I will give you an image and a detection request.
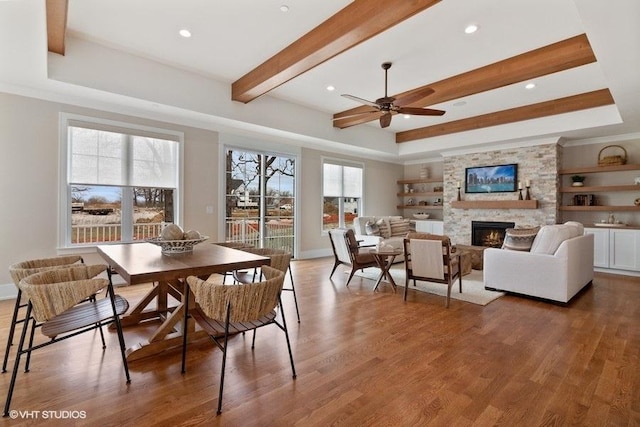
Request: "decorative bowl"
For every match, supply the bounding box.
[146,236,209,254]
[412,213,430,220]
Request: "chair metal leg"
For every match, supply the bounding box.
[23,317,37,373]
[277,298,297,380]
[286,267,300,322]
[2,291,25,373]
[3,303,32,417]
[217,307,232,415]
[106,273,130,383]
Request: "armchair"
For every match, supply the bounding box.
[328,228,378,286]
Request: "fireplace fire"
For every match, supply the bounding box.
[472,221,515,248]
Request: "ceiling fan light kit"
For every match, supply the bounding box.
[339,62,445,128]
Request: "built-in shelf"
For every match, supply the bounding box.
[397,191,443,197]
[561,185,639,193]
[559,164,640,175]
[560,205,640,212]
[397,178,442,184]
[451,200,538,210]
[397,205,443,210]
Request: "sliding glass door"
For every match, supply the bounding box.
[224,148,296,254]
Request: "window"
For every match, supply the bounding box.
[224,148,296,254]
[322,159,363,230]
[60,115,182,247]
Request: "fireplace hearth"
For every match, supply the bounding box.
[472,221,515,248]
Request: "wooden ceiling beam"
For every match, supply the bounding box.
[46,0,68,55]
[395,89,614,143]
[334,34,597,128]
[231,0,441,103]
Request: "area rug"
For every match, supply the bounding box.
[351,265,504,306]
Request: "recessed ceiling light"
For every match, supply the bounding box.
[326,85,335,91]
[403,115,411,119]
[453,101,467,107]
[464,24,479,34]
[179,29,192,38]
[525,83,536,89]
[280,5,289,12]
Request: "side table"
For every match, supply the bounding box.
[368,248,403,292]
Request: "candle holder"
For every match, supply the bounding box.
[456,186,461,201]
[518,188,523,200]
[525,185,531,200]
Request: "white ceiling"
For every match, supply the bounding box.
[1,0,639,162]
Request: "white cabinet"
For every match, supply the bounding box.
[415,220,444,235]
[585,228,610,268]
[584,227,640,273]
[610,229,640,271]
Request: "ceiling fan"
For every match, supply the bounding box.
[338,62,445,128]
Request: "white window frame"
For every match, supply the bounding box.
[321,157,364,233]
[58,113,184,249]
[219,134,300,258]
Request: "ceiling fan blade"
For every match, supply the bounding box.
[332,110,379,121]
[397,107,446,116]
[341,94,379,108]
[394,87,435,107]
[380,112,392,128]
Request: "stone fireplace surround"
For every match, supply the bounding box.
[442,141,560,245]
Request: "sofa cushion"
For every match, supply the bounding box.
[502,226,540,251]
[530,224,575,255]
[376,218,391,239]
[365,220,380,236]
[389,217,411,237]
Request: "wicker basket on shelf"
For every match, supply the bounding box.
[598,145,627,166]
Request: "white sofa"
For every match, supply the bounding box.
[352,216,411,261]
[484,222,594,303]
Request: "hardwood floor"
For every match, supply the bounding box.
[1,258,639,426]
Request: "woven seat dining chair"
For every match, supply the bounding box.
[211,241,255,284]
[3,264,131,416]
[403,232,462,307]
[233,247,300,322]
[181,265,296,415]
[3,255,84,373]
[328,228,377,286]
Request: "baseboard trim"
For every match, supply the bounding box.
[0,283,17,301]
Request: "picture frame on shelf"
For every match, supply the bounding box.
[465,164,518,193]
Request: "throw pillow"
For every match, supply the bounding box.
[389,218,411,237]
[502,226,540,251]
[365,220,380,236]
[376,218,391,239]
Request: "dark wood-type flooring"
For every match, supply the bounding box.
[1,257,639,426]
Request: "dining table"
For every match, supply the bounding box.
[97,242,269,361]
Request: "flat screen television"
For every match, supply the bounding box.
[465,164,518,193]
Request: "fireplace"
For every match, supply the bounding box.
[472,221,515,247]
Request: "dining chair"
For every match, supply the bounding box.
[403,232,462,307]
[3,255,84,373]
[3,264,131,416]
[328,228,378,286]
[233,247,300,322]
[211,241,255,284]
[181,265,296,414]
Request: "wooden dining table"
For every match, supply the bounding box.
[97,242,269,361]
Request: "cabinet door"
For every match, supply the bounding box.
[585,228,609,268]
[415,220,444,234]
[609,229,640,271]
